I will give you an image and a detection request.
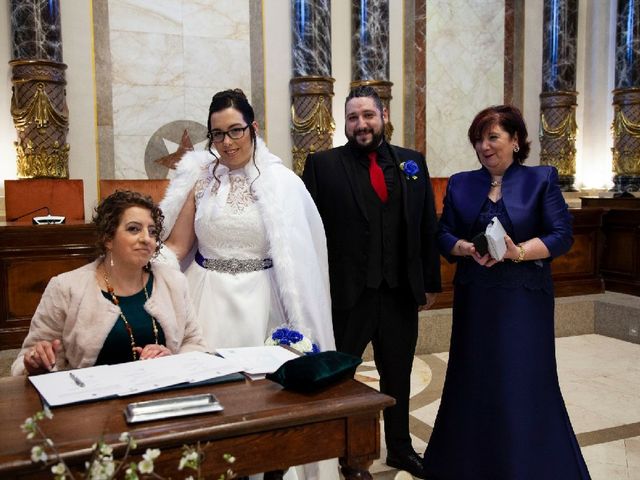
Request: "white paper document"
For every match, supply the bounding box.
[29,351,243,407]
[216,346,299,378]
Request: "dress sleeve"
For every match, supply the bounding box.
[538,167,573,258]
[11,276,70,375]
[438,176,463,264]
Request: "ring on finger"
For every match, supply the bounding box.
[30,350,37,358]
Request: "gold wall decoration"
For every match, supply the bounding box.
[350,79,394,141]
[612,88,640,176]
[290,76,336,175]
[10,59,69,178]
[539,91,578,189]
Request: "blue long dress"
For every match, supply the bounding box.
[423,198,590,480]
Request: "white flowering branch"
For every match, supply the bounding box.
[21,409,236,479]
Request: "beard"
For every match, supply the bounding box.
[346,122,385,152]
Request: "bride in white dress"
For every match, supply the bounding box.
[158,89,337,480]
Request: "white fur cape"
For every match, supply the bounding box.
[159,138,335,351]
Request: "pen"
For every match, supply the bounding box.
[69,371,85,388]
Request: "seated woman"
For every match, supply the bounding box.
[12,190,207,376]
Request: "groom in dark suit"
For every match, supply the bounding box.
[302,86,441,479]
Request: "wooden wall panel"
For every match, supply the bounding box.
[0,223,98,349]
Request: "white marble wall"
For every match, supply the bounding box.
[425,0,505,178]
[108,0,251,178]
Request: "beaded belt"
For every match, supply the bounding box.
[195,251,273,275]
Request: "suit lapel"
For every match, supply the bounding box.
[339,146,369,220]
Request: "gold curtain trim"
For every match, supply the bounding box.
[613,109,640,138]
[291,97,335,135]
[11,82,68,132]
[540,111,577,139]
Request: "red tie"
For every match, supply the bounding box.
[368,151,388,203]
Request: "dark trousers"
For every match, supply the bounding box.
[333,285,418,455]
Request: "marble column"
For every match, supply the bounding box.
[9,0,69,178]
[290,0,335,175]
[612,0,640,192]
[351,0,393,141]
[539,0,579,191]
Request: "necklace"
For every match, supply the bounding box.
[103,268,159,361]
[490,180,502,187]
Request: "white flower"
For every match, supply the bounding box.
[87,458,115,480]
[184,476,194,480]
[291,337,313,353]
[43,406,53,419]
[51,462,66,475]
[138,458,154,474]
[179,450,199,470]
[119,432,130,442]
[99,443,113,456]
[45,438,54,447]
[21,417,36,439]
[21,417,34,431]
[143,448,160,461]
[30,445,48,463]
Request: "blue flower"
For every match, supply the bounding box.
[266,326,319,355]
[400,160,419,180]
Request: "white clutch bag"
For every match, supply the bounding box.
[485,216,507,261]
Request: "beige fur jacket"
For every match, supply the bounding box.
[12,259,207,375]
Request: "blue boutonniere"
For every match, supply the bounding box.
[265,325,320,355]
[400,160,419,180]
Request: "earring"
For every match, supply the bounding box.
[109,251,114,268]
[514,145,520,153]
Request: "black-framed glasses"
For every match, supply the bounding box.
[207,125,250,143]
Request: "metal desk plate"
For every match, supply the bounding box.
[125,393,223,423]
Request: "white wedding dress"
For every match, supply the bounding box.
[184,167,286,350]
[160,150,339,480]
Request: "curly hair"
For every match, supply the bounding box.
[468,105,531,164]
[92,190,164,257]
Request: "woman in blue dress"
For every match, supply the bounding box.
[423,105,590,479]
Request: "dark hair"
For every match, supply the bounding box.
[206,88,259,183]
[467,105,531,163]
[92,190,164,257]
[345,85,384,114]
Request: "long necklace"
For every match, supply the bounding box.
[103,268,159,361]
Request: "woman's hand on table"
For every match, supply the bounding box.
[136,344,172,360]
[24,339,62,375]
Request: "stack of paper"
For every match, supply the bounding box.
[29,351,243,407]
[216,346,299,380]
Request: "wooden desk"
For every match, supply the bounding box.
[0,376,394,479]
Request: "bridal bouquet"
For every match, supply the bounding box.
[265,325,320,355]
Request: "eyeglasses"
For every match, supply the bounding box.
[208,125,250,143]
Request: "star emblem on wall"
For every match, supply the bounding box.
[155,129,194,170]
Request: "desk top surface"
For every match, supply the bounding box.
[0,375,393,472]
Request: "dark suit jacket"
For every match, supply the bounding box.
[302,144,442,310]
[438,162,573,264]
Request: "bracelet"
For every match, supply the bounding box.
[513,244,526,263]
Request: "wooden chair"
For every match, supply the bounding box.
[99,179,170,205]
[4,179,85,223]
[430,177,449,215]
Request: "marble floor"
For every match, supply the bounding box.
[356,334,640,480]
